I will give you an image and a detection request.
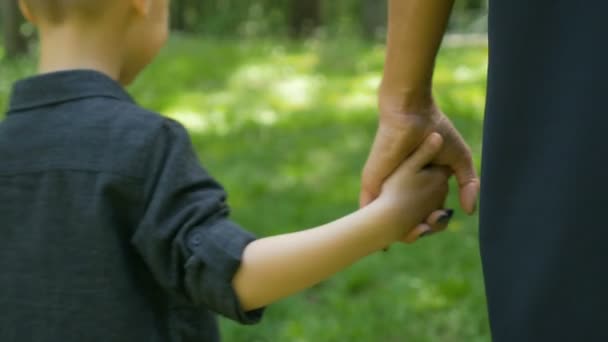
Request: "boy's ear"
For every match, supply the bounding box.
[18,0,37,25]
[130,0,151,17]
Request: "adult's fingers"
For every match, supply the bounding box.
[438,117,479,215]
[404,132,444,171]
[451,151,480,215]
[359,122,428,208]
[425,165,453,181]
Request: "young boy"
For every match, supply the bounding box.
[0,0,452,341]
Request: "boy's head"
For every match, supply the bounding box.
[19,0,170,85]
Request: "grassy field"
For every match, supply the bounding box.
[1,35,489,341]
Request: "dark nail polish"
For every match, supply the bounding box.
[438,209,454,225]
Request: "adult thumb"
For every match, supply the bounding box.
[452,157,480,214]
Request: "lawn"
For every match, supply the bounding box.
[0,35,489,341]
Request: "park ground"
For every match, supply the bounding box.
[0,35,489,342]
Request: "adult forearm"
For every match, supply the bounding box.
[381,0,455,110]
[232,203,391,311]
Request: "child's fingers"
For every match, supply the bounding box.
[400,209,454,244]
[425,209,454,234]
[423,165,453,181]
[401,223,432,244]
[405,133,444,171]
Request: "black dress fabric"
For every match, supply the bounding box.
[480,1,608,341]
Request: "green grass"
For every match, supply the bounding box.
[1,35,489,341]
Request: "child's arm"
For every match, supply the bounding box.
[233,133,449,311]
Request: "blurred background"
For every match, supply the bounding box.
[1,1,489,341]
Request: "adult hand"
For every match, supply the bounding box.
[360,93,479,215]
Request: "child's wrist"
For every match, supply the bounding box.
[361,199,405,248]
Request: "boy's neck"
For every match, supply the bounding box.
[38,25,124,82]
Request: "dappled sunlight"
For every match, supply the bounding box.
[129,39,488,140]
[454,65,481,82]
[166,104,282,135]
[433,48,488,127]
[449,87,486,119]
[164,84,288,134]
[228,58,325,111]
[230,63,283,88]
[166,109,231,135]
[253,108,279,126]
[164,91,230,134]
[270,75,323,110]
[435,64,487,85]
[269,46,320,71]
[166,110,210,132]
[336,92,375,111]
[361,73,382,90]
[434,83,486,127]
[334,73,381,112]
[434,46,488,85]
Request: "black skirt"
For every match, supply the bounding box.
[480,1,608,341]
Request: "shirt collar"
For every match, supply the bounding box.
[8,69,134,113]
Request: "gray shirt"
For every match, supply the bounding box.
[0,70,263,342]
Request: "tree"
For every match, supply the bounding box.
[289,0,321,38]
[1,0,28,58]
[171,0,187,31]
[361,0,387,39]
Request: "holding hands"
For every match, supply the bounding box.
[364,95,479,244]
[373,132,451,244]
[363,0,480,242]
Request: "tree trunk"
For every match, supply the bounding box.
[171,0,186,31]
[1,0,28,58]
[289,0,321,39]
[361,0,387,39]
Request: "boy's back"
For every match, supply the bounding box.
[0,70,262,342]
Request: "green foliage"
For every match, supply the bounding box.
[181,0,290,37]
[168,0,487,38]
[170,0,365,38]
[0,35,489,341]
[0,54,36,114]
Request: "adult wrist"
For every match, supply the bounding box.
[378,82,434,116]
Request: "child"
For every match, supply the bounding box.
[0,0,452,341]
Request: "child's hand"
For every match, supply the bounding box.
[374,133,450,243]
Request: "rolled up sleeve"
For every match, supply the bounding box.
[132,119,264,324]
[185,218,263,323]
